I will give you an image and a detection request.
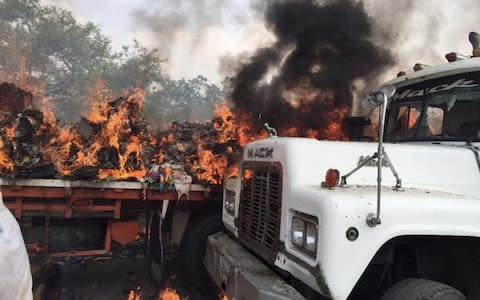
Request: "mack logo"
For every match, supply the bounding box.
[358,155,390,167]
[247,147,274,159]
[392,78,479,101]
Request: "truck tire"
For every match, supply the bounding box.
[381,278,465,300]
[180,214,223,287]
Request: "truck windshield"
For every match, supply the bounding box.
[385,72,480,142]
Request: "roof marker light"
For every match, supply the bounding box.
[413,63,430,71]
[445,52,469,62]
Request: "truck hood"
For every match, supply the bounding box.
[244,138,480,198]
[325,141,479,198]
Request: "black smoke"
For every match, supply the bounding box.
[230,0,394,138]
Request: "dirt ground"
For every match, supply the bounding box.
[30,241,219,300]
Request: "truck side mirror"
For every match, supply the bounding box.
[361,85,396,109]
[342,84,400,227]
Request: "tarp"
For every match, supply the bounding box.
[0,191,33,300]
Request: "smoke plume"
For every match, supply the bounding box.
[132,0,241,57]
[229,0,394,138]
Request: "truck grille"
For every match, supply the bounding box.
[239,162,282,263]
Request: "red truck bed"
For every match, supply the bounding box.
[0,178,209,219]
[1,178,213,257]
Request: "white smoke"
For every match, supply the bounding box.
[40,0,479,86]
[364,0,478,78]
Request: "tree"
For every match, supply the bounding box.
[145,75,224,125]
[0,0,224,124]
[103,40,163,94]
[0,0,39,79]
[30,7,114,119]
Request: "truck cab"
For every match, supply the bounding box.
[205,35,480,299]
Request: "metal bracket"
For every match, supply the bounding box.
[341,152,379,186]
[341,149,403,191]
[366,213,381,227]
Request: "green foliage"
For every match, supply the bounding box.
[0,0,38,76]
[145,75,224,124]
[0,0,39,25]
[0,0,224,123]
[30,7,115,119]
[104,40,163,93]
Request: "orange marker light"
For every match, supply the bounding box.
[324,169,340,188]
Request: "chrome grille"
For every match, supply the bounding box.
[239,162,282,262]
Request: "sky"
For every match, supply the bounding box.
[40,0,479,85]
[40,0,275,84]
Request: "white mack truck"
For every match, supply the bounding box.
[204,33,480,299]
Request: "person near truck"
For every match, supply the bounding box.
[0,190,33,300]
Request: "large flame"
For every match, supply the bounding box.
[43,82,149,180]
[0,53,351,183]
[0,64,349,183]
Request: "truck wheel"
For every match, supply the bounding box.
[180,214,222,287]
[381,278,465,300]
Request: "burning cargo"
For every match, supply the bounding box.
[0,82,240,185]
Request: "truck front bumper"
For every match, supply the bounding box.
[204,232,305,300]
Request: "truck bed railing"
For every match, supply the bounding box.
[0,178,210,219]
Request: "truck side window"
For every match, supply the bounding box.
[390,104,422,140]
[444,99,480,137]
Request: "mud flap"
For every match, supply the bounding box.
[204,232,305,300]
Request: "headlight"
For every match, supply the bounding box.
[291,214,318,256]
[305,222,318,253]
[224,189,235,215]
[292,218,305,247]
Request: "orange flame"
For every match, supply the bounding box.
[159,288,182,300]
[47,82,149,180]
[0,53,350,184]
[0,138,14,172]
[218,292,229,300]
[321,106,349,140]
[244,169,254,181]
[128,290,141,300]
